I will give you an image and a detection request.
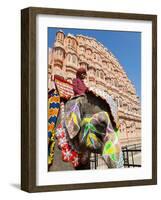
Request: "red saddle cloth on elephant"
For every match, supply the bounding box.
[54,76,74,100]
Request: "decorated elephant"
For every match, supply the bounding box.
[48,77,123,170]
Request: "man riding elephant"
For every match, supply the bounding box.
[72,67,89,96]
[48,68,124,170]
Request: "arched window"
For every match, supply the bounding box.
[109,63,113,71]
[100,71,104,79]
[86,49,91,56]
[72,40,75,48]
[55,48,63,57]
[103,61,107,68]
[93,53,96,60]
[106,77,111,84]
[128,104,130,111]
[80,46,85,54]
[68,54,71,62]
[116,98,119,107]
[59,49,62,56]
[119,98,123,108]
[72,55,77,64]
[130,122,136,134]
[57,33,62,41]
[68,39,71,47]
[97,55,100,62]
[116,79,119,87]
[120,120,127,136]
[96,70,99,77]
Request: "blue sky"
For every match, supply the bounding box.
[48,27,141,98]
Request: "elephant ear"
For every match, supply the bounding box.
[64,100,81,139]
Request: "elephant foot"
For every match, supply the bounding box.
[75,151,91,170]
[75,162,90,170]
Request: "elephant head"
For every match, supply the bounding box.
[64,95,123,169]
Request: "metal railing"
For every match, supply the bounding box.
[90,153,108,169]
[122,143,141,167]
[90,143,141,169]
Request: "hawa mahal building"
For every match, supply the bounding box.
[48,30,141,146]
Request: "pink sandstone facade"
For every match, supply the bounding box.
[48,30,141,146]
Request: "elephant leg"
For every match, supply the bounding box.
[72,136,91,170]
[75,151,91,170]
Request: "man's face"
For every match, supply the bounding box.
[81,73,87,79]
